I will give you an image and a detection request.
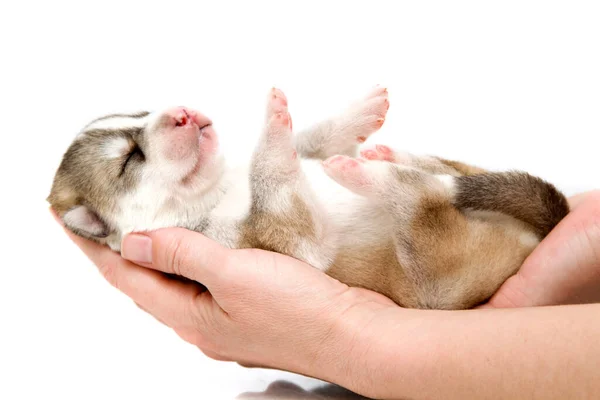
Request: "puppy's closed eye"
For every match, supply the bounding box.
[120,144,145,175]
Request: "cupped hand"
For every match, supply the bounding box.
[51,188,599,376]
[483,190,600,308]
[54,213,395,378]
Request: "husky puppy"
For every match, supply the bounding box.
[48,87,568,309]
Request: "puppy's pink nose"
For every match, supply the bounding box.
[161,107,191,127]
[175,108,190,127]
[163,107,212,129]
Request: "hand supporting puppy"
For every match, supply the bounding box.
[52,189,600,399]
[483,190,600,307]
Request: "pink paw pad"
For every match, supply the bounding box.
[360,144,394,161]
[322,155,371,187]
[360,149,378,160]
[271,87,288,105]
[271,111,291,129]
[338,157,360,171]
[268,87,289,116]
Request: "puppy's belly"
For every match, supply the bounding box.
[302,160,417,304]
[302,159,393,245]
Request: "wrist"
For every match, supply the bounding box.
[325,299,452,399]
[312,291,419,398]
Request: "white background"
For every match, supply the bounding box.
[1,1,599,399]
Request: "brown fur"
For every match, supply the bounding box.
[47,127,147,242]
[453,171,570,238]
[327,242,419,307]
[323,190,538,310]
[406,193,537,309]
[241,157,552,310]
[323,159,559,310]
[238,194,317,255]
[436,157,488,176]
[390,153,488,177]
[48,130,143,216]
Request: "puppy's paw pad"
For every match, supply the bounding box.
[271,87,288,104]
[323,155,360,169]
[269,111,292,131]
[322,155,372,190]
[360,144,394,161]
[267,87,289,115]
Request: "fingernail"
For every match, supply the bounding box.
[122,234,152,264]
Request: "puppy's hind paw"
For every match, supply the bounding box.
[322,155,389,197]
[339,85,389,144]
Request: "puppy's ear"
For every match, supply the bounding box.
[62,205,109,239]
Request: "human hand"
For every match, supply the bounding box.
[53,212,396,381]
[483,190,600,308]
[51,194,600,400]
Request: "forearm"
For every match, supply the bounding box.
[327,303,600,399]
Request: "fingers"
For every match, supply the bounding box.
[52,209,205,328]
[121,228,230,290]
[486,190,600,308]
[568,189,600,210]
[199,348,232,362]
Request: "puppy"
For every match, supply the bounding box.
[48,87,569,309]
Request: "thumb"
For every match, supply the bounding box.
[485,191,600,308]
[121,227,230,289]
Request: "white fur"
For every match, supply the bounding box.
[302,159,392,269]
[102,137,132,159]
[107,158,229,251]
[84,115,150,132]
[519,231,541,248]
[435,174,454,189]
[63,206,106,236]
[106,151,387,270]
[435,174,456,196]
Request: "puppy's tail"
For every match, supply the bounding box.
[452,171,569,238]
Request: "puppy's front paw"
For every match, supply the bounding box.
[261,88,297,163]
[266,88,292,131]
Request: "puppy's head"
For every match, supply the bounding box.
[48,107,225,250]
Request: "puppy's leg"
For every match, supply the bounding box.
[294,86,389,160]
[322,155,514,310]
[359,145,568,237]
[242,88,333,269]
[359,144,488,176]
[253,87,300,192]
[322,155,447,221]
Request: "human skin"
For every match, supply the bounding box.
[483,189,600,307]
[52,190,600,399]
